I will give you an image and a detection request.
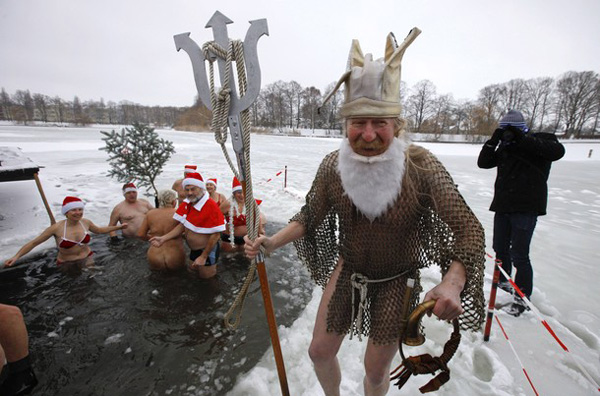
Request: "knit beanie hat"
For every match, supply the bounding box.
[182,172,205,189]
[62,196,85,215]
[321,28,421,119]
[499,110,528,131]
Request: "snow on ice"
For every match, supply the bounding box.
[1,124,599,395]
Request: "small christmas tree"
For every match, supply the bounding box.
[100,123,175,202]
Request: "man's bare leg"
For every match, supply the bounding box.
[0,304,38,394]
[0,304,29,362]
[363,340,398,396]
[308,260,345,396]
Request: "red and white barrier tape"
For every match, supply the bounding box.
[258,169,284,185]
[265,170,283,183]
[487,253,600,392]
[495,315,540,396]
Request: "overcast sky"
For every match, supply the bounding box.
[1,0,599,107]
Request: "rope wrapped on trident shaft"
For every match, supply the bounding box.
[203,40,240,180]
[201,37,262,330]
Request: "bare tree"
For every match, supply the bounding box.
[555,71,599,138]
[301,86,321,130]
[12,90,34,123]
[49,96,66,124]
[320,81,343,131]
[451,99,472,136]
[499,79,526,112]
[523,77,554,131]
[282,80,302,129]
[589,82,600,136]
[106,101,118,124]
[96,98,108,124]
[72,96,92,125]
[406,79,437,132]
[0,88,13,121]
[430,94,453,139]
[32,93,49,122]
[260,81,287,129]
[477,84,504,134]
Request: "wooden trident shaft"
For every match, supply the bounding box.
[241,180,290,396]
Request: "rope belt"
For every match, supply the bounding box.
[349,270,410,341]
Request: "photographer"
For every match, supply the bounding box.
[478,110,565,316]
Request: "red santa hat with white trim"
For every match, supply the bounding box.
[182,172,205,189]
[62,196,85,215]
[184,165,197,174]
[232,177,242,193]
[206,178,217,187]
[122,182,137,195]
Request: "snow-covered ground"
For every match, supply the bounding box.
[1,124,599,395]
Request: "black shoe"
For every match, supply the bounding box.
[505,297,530,317]
[497,281,513,294]
[0,368,38,396]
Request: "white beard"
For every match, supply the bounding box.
[337,137,408,222]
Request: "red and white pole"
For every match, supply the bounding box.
[494,262,600,392]
[483,259,501,342]
[495,316,540,396]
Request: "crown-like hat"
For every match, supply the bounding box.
[322,28,421,119]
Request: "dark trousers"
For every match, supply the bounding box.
[493,212,538,298]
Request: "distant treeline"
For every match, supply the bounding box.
[2,69,599,138]
[0,88,207,130]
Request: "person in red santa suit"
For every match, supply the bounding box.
[221,177,266,253]
[172,164,198,205]
[4,196,127,272]
[150,172,226,279]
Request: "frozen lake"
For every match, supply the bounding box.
[1,124,599,395]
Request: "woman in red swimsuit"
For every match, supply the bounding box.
[221,177,266,253]
[3,196,127,271]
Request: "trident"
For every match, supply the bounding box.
[174,11,290,396]
[174,11,267,175]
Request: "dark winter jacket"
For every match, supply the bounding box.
[477,131,565,215]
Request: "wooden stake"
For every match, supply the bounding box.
[33,172,55,225]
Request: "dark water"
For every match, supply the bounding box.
[0,223,313,396]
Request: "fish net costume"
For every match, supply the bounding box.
[291,144,485,345]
